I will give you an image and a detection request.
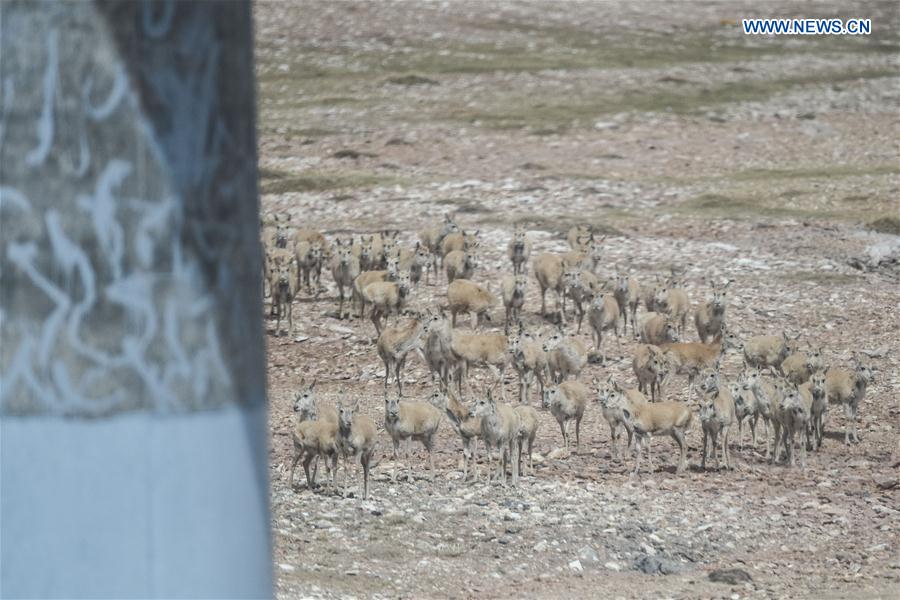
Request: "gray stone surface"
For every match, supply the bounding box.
[1,0,264,417]
[1,1,271,597]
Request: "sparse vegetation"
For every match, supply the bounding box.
[432,68,897,133]
[676,192,899,224]
[733,164,900,181]
[782,271,863,285]
[260,170,402,194]
[385,74,439,86]
[868,216,900,236]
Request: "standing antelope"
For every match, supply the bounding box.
[825,354,875,445]
[336,393,377,499]
[383,390,443,482]
[377,315,425,396]
[613,272,641,336]
[471,388,521,487]
[418,213,459,284]
[698,367,735,471]
[508,225,532,275]
[330,238,360,320]
[695,280,730,343]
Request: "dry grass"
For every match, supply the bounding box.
[260,169,404,194]
[782,271,863,285]
[433,68,897,133]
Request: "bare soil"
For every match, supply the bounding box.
[255,2,900,598]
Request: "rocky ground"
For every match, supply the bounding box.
[255,2,899,598]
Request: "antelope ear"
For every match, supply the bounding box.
[622,408,631,420]
[351,397,360,411]
[309,379,317,391]
[299,377,306,387]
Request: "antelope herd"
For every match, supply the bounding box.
[263,213,878,499]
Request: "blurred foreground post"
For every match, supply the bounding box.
[0,1,272,597]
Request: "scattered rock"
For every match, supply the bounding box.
[386,74,439,86]
[325,324,356,336]
[862,346,889,359]
[867,216,900,236]
[852,237,900,272]
[569,559,584,573]
[634,555,683,575]
[547,447,569,460]
[709,568,753,585]
[875,477,898,490]
[579,546,600,563]
[332,149,376,160]
[822,505,848,516]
